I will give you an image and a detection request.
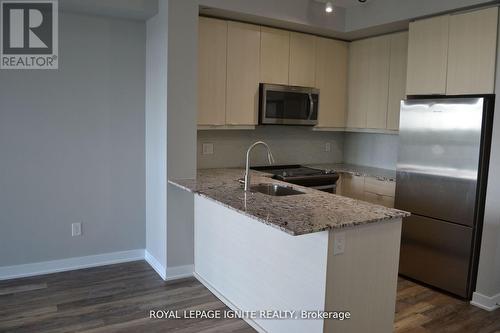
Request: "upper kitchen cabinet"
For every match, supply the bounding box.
[260,27,290,85]
[365,35,391,129]
[406,7,498,95]
[347,35,391,129]
[315,37,348,128]
[226,22,261,125]
[387,32,408,131]
[446,7,498,95]
[347,39,368,128]
[289,32,316,87]
[406,15,450,95]
[198,17,227,126]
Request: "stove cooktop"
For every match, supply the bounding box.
[251,164,338,185]
[251,165,330,177]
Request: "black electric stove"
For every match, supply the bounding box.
[251,165,339,193]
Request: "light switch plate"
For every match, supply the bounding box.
[202,143,214,155]
[325,142,331,152]
[333,232,345,255]
[72,222,82,237]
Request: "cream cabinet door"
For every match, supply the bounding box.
[198,17,227,126]
[447,7,498,95]
[347,40,368,128]
[406,15,449,95]
[226,22,261,125]
[364,176,396,197]
[348,36,390,129]
[315,37,348,128]
[365,35,391,129]
[289,32,316,87]
[339,174,365,200]
[387,32,408,131]
[260,27,290,85]
[363,192,395,208]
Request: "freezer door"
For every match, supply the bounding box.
[396,98,484,227]
[399,214,473,298]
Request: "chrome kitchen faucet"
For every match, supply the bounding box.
[244,141,275,191]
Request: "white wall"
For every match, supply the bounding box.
[165,0,197,273]
[198,127,344,169]
[474,12,500,306]
[0,12,146,266]
[145,0,197,278]
[145,0,168,276]
[343,133,399,170]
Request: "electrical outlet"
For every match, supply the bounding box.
[333,232,345,255]
[202,143,214,155]
[72,222,82,237]
[325,142,331,152]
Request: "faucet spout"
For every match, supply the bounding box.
[244,141,275,191]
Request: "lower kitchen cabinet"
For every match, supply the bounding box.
[364,192,395,208]
[364,176,396,197]
[339,173,365,200]
[339,174,395,208]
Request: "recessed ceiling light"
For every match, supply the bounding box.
[325,1,333,13]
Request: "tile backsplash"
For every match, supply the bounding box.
[343,132,399,170]
[197,126,399,170]
[198,126,344,169]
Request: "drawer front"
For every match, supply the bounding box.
[364,192,395,208]
[340,173,365,200]
[399,214,473,297]
[364,176,396,196]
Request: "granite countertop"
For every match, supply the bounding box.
[307,163,397,182]
[169,168,409,236]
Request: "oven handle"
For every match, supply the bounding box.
[310,184,335,190]
[308,93,314,120]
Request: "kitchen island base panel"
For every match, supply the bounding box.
[195,196,329,333]
[194,196,402,333]
[325,219,402,333]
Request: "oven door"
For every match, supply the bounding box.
[260,84,319,125]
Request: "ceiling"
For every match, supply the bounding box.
[60,0,158,20]
[325,0,371,8]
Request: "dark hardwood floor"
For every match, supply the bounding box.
[0,261,498,333]
[395,278,500,333]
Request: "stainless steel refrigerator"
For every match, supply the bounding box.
[395,95,495,299]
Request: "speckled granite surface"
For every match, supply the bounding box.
[169,168,409,236]
[307,163,397,182]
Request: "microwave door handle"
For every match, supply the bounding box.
[308,93,314,120]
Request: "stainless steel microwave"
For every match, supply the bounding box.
[259,84,319,125]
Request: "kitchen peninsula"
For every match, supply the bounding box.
[169,168,409,333]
